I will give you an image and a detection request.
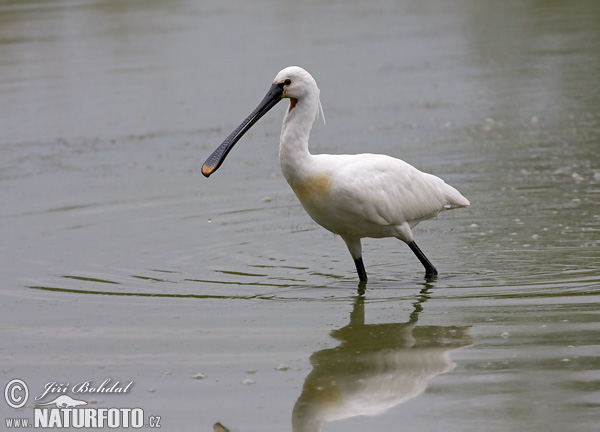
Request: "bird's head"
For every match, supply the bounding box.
[274,66,319,101]
[201,66,323,177]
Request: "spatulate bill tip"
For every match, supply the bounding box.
[201,164,215,177]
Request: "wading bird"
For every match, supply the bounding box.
[202,66,469,282]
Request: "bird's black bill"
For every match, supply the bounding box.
[202,82,284,177]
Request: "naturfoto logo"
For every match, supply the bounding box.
[4,378,160,429]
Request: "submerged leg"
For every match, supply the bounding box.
[342,237,368,282]
[408,241,438,279]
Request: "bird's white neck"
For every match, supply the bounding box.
[279,94,320,186]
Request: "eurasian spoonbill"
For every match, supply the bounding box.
[202,66,469,282]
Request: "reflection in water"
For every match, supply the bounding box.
[292,288,472,432]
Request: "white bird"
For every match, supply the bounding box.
[202,66,469,282]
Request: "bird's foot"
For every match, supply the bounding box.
[357,280,367,296]
[425,267,438,281]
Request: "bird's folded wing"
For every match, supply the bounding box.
[331,154,466,228]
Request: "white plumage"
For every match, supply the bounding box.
[203,66,469,282]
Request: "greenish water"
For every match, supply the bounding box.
[1,1,599,431]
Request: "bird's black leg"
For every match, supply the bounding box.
[354,257,368,282]
[408,241,438,279]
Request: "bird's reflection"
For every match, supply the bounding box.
[292,286,473,432]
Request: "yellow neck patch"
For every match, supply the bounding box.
[288,98,298,112]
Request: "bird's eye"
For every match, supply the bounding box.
[284,79,292,86]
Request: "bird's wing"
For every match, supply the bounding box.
[329,154,467,227]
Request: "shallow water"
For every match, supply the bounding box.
[1,1,599,431]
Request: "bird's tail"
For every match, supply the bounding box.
[443,184,470,209]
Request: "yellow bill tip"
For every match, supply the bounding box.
[201,164,215,177]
